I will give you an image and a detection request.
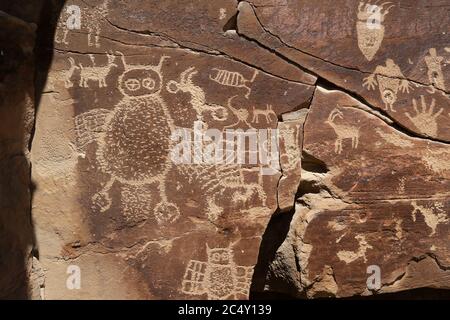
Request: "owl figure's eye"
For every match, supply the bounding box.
[125,78,141,91]
[142,78,156,90]
[212,253,220,261]
[221,253,229,260]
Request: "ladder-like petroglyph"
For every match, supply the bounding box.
[78,53,118,88]
[405,95,443,137]
[74,54,180,224]
[325,107,360,154]
[209,68,258,99]
[363,59,412,112]
[181,244,254,300]
[356,1,394,61]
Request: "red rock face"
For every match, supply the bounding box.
[1,0,448,299]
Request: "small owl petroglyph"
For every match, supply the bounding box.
[181,244,253,300]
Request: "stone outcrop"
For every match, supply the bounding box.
[0,0,448,299]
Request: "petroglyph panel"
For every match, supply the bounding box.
[33,3,314,297]
[238,0,450,141]
[284,88,450,298]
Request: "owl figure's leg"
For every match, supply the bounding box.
[181,260,208,297]
[92,177,115,212]
[154,174,180,225]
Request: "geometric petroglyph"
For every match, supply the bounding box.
[74,54,180,224]
[411,201,448,236]
[326,107,360,154]
[424,48,446,93]
[405,95,443,137]
[363,59,412,112]
[209,68,258,99]
[356,2,394,61]
[167,67,229,122]
[78,53,118,88]
[337,234,373,264]
[181,244,254,300]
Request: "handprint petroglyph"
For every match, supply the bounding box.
[405,95,443,137]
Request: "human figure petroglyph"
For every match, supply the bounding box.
[181,243,253,299]
[280,125,301,171]
[167,67,228,121]
[405,95,443,137]
[424,48,446,93]
[78,53,118,88]
[356,1,393,61]
[326,107,360,154]
[411,201,448,236]
[252,104,277,124]
[363,59,412,112]
[74,54,180,224]
[209,68,258,99]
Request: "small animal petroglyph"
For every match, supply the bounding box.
[424,48,446,93]
[167,67,228,121]
[337,234,373,264]
[209,68,258,99]
[326,107,360,154]
[78,53,118,88]
[55,0,110,47]
[411,201,448,236]
[363,59,412,112]
[251,104,277,124]
[405,95,443,137]
[181,244,253,300]
[356,1,393,61]
[74,54,180,224]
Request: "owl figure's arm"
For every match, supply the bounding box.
[181,260,208,296]
[234,266,254,297]
[74,108,111,151]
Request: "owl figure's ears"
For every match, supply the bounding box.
[155,55,170,72]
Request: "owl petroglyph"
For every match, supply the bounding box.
[181,244,253,300]
[74,52,180,224]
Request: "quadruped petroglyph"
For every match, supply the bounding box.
[326,107,360,154]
